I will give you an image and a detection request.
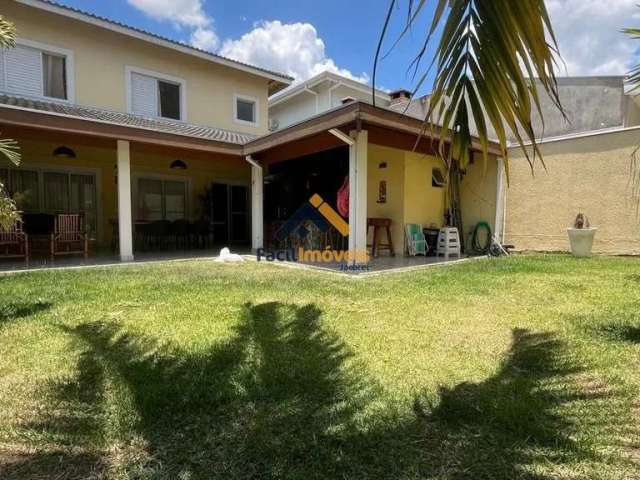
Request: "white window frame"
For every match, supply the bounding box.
[125,66,187,121]
[3,38,76,103]
[233,93,259,127]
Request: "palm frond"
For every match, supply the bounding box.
[0,137,21,165]
[624,27,640,93]
[0,15,16,49]
[375,0,565,178]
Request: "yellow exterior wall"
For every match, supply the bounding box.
[366,144,453,255]
[2,135,249,248]
[367,144,406,254]
[460,154,498,245]
[404,151,446,230]
[506,129,640,255]
[3,1,271,135]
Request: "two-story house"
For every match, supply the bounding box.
[0,0,291,260]
[0,0,504,266]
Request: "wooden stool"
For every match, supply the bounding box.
[367,218,395,257]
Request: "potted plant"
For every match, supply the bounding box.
[567,213,596,257]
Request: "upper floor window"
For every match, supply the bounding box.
[126,67,185,121]
[234,94,258,126]
[0,39,74,102]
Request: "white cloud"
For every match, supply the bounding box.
[219,20,368,83]
[546,0,639,76]
[127,0,219,51]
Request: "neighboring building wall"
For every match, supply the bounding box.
[505,128,640,255]
[1,135,249,247]
[2,1,271,135]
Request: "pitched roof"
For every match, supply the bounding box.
[15,0,293,93]
[0,94,256,145]
[269,71,390,107]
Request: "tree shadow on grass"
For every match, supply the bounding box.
[3,306,615,479]
[0,300,52,327]
[597,323,640,344]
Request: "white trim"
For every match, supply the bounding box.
[507,124,640,148]
[5,38,76,103]
[14,0,292,86]
[125,65,187,121]
[233,93,259,127]
[329,128,355,146]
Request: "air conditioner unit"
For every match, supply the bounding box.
[268,118,279,131]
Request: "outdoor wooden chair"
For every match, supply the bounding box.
[0,220,29,265]
[51,214,88,260]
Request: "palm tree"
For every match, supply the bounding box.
[0,14,21,230]
[373,0,564,235]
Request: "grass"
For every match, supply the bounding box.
[0,254,639,479]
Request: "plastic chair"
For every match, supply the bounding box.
[405,224,427,256]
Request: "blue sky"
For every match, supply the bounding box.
[53,0,639,94]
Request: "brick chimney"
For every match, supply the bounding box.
[389,89,412,107]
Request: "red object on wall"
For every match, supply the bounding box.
[337,176,349,218]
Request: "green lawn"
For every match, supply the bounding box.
[0,255,639,479]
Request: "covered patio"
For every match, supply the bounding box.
[0,99,503,272]
[244,101,503,268]
[0,96,253,267]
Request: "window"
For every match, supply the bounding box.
[128,68,184,121]
[0,40,73,101]
[158,81,181,120]
[432,167,446,188]
[234,95,258,125]
[137,178,186,221]
[43,172,97,233]
[0,167,97,233]
[0,169,40,212]
[42,53,67,99]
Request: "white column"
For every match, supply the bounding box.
[494,157,506,243]
[348,129,368,261]
[250,161,264,251]
[117,140,134,261]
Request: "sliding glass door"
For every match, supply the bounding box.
[137,178,186,221]
[1,167,97,234]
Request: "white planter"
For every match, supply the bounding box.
[567,228,597,257]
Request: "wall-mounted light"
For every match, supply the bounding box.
[378,162,387,169]
[170,159,187,170]
[53,146,76,158]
